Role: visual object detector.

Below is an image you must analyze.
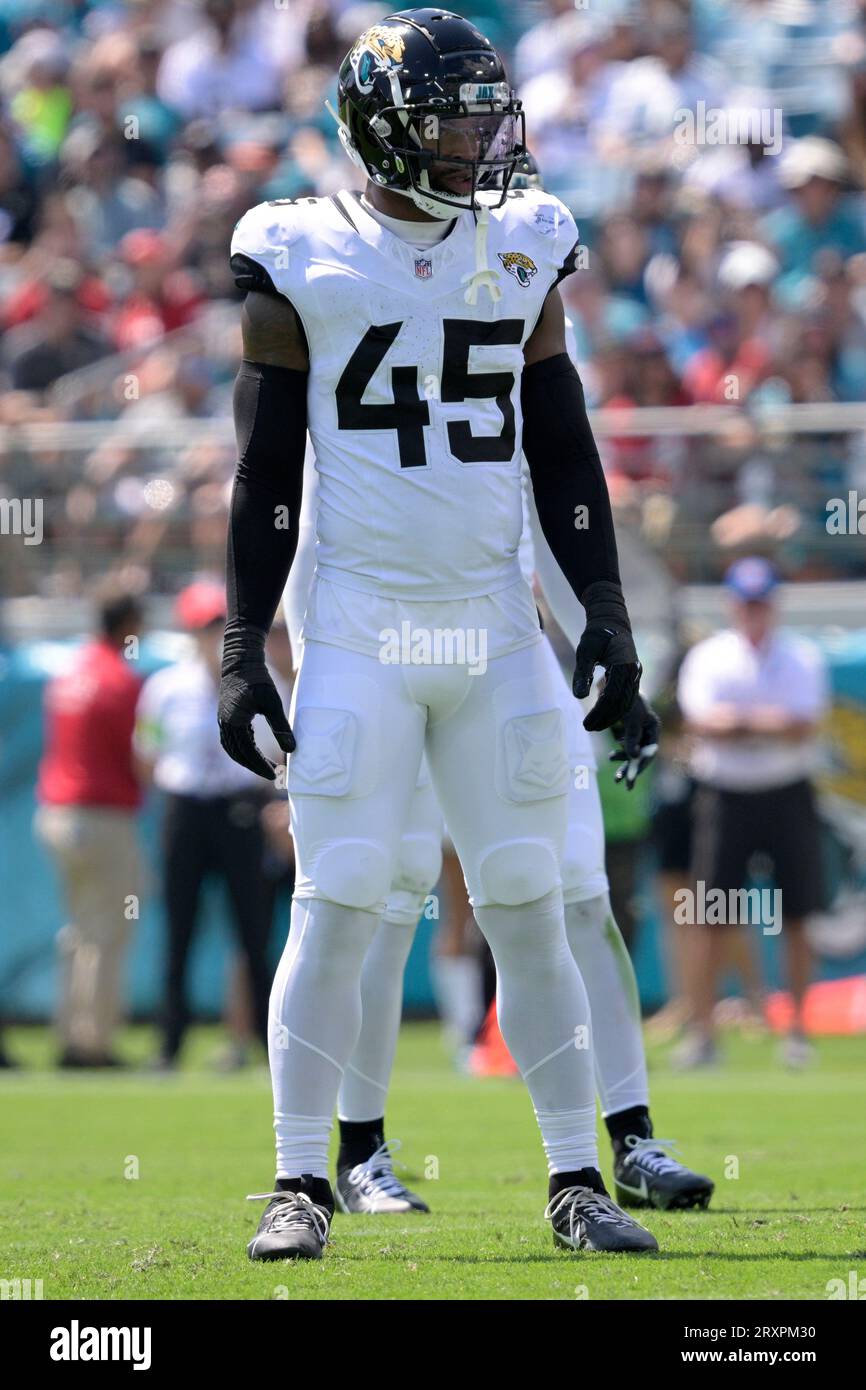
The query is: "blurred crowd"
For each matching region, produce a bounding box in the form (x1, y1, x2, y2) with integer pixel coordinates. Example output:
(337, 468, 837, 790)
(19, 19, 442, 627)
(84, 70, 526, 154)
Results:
(3, 0, 866, 598)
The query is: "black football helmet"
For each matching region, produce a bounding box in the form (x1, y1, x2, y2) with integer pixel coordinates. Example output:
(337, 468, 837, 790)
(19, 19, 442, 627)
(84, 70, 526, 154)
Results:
(335, 7, 525, 219)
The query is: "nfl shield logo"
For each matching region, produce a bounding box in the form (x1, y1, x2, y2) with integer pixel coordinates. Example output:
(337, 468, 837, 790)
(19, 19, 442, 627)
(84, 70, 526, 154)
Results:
(414, 256, 433, 280)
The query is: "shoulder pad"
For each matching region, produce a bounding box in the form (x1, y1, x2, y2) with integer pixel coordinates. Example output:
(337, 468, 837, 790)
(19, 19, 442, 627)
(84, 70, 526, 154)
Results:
(230, 199, 316, 296)
(507, 189, 580, 281)
(232, 198, 304, 252)
(230, 196, 336, 293)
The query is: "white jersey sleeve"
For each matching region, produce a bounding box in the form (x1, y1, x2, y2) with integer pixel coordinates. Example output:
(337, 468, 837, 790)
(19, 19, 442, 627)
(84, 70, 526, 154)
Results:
(230, 198, 308, 305)
(513, 187, 580, 290)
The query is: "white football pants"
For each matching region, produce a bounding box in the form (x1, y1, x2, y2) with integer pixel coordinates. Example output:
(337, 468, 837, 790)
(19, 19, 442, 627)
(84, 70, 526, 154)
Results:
(269, 633, 598, 1178)
(334, 635, 648, 1126)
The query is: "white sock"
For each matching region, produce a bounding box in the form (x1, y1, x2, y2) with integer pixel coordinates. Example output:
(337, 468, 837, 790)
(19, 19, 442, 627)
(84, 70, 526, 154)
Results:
(337, 914, 416, 1122)
(474, 891, 598, 1173)
(269, 898, 379, 1178)
(565, 894, 649, 1117)
(534, 1104, 598, 1176)
(431, 953, 483, 1047)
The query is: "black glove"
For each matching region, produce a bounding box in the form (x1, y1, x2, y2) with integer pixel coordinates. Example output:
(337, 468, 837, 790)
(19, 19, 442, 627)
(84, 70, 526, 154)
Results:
(573, 580, 641, 732)
(609, 692, 660, 790)
(218, 627, 295, 781)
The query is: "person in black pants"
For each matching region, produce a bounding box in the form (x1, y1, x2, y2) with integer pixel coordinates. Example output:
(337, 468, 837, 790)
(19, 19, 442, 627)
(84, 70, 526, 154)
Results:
(160, 786, 272, 1063)
(676, 559, 829, 1069)
(134, 581, 275, 1067)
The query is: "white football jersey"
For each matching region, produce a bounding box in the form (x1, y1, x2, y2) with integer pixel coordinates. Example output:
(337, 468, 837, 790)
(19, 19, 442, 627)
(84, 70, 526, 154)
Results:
(231, 187, 578, 601)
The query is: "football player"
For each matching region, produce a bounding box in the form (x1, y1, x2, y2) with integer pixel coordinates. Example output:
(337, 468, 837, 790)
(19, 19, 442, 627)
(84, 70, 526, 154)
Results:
(281, 154, 715, 1224)
(221, 7, 658, 1260)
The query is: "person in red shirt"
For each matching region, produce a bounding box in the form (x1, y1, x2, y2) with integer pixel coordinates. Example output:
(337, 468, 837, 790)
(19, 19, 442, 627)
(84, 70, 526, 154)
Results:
(112, 230, 203, 350)
(682, 312, 772, 405)
(603, 330, 692, 493)
(35, 584, 144, 1067)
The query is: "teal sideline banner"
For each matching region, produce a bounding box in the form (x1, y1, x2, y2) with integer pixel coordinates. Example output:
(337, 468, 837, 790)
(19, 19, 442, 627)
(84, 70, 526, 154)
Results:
(1, 630, 865, 1022)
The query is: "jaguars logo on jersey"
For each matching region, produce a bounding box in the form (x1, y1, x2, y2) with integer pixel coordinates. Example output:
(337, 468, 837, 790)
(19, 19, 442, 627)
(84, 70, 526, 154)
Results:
(498, 251, 538, 287)
(349, 26, 406, 94)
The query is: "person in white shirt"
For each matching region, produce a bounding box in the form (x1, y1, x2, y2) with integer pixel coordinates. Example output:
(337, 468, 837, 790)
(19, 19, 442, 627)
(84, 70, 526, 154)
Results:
(677, 557, 829, 1068)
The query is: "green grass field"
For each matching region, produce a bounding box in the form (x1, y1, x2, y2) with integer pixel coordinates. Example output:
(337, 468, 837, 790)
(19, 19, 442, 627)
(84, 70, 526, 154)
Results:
(2, 1024, 865, 1301)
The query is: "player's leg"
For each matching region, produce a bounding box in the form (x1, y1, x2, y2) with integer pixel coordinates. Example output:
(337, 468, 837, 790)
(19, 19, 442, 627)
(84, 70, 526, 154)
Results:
(647, 773, 696, 1039)
(425, 641, 657, 1253)
(334, 762, 442, 1214)
(431, 840, 484, 1064)
(541, 636, 714, 1208)
(249, 639, 425, 1261)
(543, 638, 652, 1125)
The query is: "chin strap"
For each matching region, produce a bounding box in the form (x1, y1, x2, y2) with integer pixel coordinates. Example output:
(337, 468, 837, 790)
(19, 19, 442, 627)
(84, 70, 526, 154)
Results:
(462, 204, 502, 305)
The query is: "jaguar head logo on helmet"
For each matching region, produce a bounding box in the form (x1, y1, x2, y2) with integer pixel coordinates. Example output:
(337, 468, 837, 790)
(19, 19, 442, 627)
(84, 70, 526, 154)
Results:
(348, 25, 407, 94)
(334, 7, 526, 220)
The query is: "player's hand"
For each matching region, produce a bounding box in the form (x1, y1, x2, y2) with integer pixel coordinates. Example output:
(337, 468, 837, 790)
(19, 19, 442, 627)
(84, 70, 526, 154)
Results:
(573, 581, 641, 732)
(609, 692, 660, 790)
(218, 661, 295, 780)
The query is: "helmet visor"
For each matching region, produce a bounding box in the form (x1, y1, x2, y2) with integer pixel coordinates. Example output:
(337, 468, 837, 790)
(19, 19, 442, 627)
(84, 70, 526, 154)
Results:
(417, 111, 521, 195)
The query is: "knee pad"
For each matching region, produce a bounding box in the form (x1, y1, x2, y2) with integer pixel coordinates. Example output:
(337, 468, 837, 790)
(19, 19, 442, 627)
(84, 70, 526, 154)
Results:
(392, 833, 442, 898)
(385, 887, 432, 927)
(386, 834, 443, 925)
(477, 839, 561, 908)
(310, 839, 391, 911)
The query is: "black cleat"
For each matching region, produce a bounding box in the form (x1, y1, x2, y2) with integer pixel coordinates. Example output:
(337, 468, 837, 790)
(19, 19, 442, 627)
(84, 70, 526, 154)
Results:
(246, 1190, 331, 1261)
(614, 1136, 714, 1211)
(545, 1185, 659, 1253)
(335, 1140, 430, 1214)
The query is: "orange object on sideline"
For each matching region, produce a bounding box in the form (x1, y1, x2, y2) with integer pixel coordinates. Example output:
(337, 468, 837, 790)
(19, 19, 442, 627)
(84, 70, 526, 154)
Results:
(468, 1000, 519, 1077)
(764, 975, 866, 1035)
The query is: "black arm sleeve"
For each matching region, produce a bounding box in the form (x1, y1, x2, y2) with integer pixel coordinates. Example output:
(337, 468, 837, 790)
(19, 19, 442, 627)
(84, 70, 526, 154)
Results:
(521, 351, 620, 600)
(223, 359, 307, 669)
